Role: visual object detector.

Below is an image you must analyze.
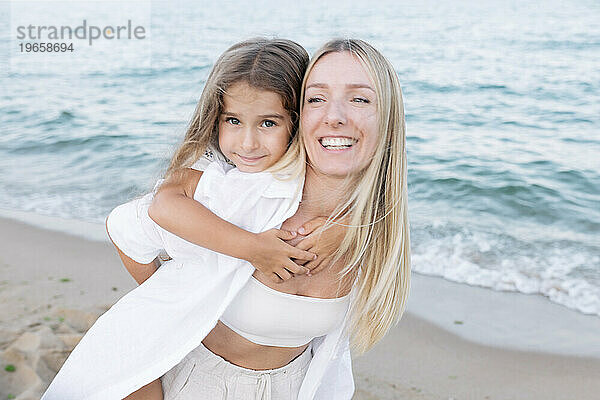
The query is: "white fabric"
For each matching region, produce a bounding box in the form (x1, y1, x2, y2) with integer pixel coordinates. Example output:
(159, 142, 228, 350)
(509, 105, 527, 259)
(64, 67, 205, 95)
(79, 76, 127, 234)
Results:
(256, 373, 271, 400)
(220, 275, 350, 347)
(102, 147, 225, 265)
(189, 145, 232, 172)
(42, 158, 355, 400)
(161, 340, 312, 399)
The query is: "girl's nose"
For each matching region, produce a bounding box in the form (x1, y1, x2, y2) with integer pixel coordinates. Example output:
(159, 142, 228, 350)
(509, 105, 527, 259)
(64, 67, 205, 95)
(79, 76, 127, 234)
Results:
(241, 129, 260, 152)
(323, 100, 347, 127)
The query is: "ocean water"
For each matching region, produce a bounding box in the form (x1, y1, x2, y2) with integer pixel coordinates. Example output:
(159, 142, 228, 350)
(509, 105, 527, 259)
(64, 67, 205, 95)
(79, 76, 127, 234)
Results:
(1, 1, 599, 316)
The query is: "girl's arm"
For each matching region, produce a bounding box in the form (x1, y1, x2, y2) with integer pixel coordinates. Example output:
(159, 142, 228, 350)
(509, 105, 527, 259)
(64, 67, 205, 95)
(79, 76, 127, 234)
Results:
(105, 193, 166, 284)
(113, 241, 158, 285)
(148, 168, 317, 283)
(105, 215, 159, 284)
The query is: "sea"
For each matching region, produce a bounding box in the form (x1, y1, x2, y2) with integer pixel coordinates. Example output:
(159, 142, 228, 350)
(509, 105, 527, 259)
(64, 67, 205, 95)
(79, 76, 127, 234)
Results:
(1, 0, 598, 316)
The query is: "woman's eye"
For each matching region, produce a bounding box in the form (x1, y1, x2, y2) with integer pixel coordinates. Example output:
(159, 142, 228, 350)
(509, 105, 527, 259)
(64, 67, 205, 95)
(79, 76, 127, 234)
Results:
(307, 97, 324, 103)
(261, 120, 277, 128)
(225, 117, 241, 125)
(352, 97, 370, 103)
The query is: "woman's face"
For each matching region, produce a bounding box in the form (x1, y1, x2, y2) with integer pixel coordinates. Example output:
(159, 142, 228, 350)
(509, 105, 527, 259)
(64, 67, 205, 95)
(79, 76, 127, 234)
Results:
(301, 51, 379, 178)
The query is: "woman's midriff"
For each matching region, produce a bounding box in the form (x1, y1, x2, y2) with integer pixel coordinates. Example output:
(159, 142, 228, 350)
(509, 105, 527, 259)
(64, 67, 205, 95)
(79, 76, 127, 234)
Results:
(200, 268, 353, 371)
(201, 320, 310, 370)
(199, 213, 355, 371)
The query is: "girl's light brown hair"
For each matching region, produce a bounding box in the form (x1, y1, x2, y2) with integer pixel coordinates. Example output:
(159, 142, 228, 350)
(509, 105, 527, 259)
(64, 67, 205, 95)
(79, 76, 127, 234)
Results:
(164, 38, 309, 180)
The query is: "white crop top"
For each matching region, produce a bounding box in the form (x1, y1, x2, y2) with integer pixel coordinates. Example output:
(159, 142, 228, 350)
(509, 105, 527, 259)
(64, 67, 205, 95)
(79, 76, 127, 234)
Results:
(220, 276, 351, 347)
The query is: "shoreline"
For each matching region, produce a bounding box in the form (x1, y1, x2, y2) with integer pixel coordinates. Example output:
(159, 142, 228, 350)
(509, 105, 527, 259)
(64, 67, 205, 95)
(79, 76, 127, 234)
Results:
(0, 213, 599, 399)
(2, 209, 598, 356)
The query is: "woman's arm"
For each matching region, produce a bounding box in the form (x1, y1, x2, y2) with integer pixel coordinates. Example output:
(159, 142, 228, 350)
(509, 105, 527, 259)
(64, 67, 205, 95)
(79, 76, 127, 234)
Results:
(148, 168, 316, 282)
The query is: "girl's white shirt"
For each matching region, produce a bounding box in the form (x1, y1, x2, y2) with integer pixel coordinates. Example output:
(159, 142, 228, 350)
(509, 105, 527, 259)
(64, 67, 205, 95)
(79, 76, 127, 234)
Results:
(41, 152, 356, 400)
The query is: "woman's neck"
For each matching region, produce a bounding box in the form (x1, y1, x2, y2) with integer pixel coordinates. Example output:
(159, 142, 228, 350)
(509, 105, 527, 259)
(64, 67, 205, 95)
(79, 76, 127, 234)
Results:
(299, 166, 349, 217)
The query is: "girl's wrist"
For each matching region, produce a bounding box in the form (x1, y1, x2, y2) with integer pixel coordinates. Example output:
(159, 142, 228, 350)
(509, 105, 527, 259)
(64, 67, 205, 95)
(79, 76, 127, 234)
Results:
(238, 231, 260, 263)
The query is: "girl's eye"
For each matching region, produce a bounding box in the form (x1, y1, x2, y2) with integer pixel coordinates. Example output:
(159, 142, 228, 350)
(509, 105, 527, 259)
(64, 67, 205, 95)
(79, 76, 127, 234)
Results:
(261, 120, 277, 128)
(352, 97, 370, 103)
(225, 117, 241, 125)
(307, 97, 324, 103)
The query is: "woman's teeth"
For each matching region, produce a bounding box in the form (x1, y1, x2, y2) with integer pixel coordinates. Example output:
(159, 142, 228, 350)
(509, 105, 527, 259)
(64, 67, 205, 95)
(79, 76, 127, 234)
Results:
(319, 137, 357, 150)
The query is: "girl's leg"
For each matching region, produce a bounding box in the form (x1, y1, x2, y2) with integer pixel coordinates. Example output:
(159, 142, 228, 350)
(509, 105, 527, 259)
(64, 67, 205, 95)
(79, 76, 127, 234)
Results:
(123, 379, 163, 400)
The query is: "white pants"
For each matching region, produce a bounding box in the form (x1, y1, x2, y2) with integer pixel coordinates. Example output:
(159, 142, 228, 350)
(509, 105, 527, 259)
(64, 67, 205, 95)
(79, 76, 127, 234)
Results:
(161, 341, 312, 400)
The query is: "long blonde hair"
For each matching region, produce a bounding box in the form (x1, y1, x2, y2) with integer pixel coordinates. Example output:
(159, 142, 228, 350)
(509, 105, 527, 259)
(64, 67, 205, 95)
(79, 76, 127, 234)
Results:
(300, 39, 411, 356)
(164, 38, 309, 180)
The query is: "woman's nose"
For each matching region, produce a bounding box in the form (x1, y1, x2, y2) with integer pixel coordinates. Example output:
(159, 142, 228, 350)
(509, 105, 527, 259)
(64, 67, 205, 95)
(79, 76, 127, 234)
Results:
(324, 100, 347, 127)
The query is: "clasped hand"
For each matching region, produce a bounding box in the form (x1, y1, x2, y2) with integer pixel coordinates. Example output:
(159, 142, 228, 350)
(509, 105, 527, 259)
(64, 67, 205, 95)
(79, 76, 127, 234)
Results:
(247, 217, 347, 284)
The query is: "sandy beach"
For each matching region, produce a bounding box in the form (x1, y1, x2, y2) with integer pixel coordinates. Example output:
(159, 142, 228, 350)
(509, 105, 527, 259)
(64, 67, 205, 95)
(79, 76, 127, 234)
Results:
(0, 213, 599, 400)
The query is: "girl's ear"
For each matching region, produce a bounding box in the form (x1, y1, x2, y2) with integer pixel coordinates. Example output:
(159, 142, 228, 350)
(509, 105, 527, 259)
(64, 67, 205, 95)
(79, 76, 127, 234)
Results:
(286, 114, 296, 145)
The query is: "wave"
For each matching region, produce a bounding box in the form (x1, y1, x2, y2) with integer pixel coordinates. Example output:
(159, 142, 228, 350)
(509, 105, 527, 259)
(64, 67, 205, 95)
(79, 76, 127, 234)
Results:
(94, 63, 212, 79)
(408, 163, 600, 233)
(35, 110, 77, 127)
(411, 222, 600, 316)
(10, 133, 133, 154)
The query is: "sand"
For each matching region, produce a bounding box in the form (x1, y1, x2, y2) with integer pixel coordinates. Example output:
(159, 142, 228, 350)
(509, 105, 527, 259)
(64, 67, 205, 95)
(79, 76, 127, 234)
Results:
(0, 213, 599, 399)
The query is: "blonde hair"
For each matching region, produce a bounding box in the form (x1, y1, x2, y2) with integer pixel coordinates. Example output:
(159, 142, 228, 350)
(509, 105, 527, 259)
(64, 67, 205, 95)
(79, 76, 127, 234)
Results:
(300, 39, 411, 356)
(164, 38, 309, 180)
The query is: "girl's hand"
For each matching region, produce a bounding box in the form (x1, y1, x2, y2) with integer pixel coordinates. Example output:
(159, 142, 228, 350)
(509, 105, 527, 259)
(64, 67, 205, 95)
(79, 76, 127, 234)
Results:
(294, 216, 348, 276)
(247, 229, 316, 284)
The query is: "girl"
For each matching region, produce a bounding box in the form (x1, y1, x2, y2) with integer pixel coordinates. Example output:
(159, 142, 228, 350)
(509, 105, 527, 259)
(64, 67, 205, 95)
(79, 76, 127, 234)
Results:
(42, 38, 347, 399)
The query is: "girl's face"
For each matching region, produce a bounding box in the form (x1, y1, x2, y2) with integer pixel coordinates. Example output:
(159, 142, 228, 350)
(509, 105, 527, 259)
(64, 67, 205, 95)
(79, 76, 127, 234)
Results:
(218, 81, 291, 173)
(301, 51, 379, 178)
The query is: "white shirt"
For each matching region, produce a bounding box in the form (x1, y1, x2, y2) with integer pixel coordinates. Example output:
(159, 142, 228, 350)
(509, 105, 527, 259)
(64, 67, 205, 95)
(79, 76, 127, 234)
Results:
(41, 154, 356, 400)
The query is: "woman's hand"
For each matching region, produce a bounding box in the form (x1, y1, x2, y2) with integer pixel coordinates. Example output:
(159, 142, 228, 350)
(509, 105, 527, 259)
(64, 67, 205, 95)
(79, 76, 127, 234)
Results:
(246, 229, 317, 284)
(294, 216, 348, 275)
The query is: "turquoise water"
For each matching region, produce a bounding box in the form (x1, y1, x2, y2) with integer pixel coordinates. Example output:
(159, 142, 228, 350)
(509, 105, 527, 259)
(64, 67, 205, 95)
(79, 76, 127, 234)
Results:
(1, 0, 599, 315)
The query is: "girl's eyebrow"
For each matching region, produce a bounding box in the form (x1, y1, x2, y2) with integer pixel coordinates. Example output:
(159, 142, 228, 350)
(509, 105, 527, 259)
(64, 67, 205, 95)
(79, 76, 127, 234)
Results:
(258, 114, 284, 119)
(222, 111, 284, 120)
(306, 82, 375, 92)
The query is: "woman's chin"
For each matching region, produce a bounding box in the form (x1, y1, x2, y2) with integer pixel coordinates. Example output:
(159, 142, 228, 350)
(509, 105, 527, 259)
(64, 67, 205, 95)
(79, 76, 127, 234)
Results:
(310, 163, 360, 180)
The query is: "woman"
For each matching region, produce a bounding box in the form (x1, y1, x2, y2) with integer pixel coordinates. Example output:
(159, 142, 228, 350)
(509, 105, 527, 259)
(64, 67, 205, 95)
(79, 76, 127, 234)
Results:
(152, 38, 411, 400)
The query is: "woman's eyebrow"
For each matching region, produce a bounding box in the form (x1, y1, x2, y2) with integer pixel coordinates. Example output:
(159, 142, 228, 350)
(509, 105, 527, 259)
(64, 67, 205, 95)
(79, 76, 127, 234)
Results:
(346, 83, 375, 92)
(306, 82, 375, 92)
(306, 82, 327, 89)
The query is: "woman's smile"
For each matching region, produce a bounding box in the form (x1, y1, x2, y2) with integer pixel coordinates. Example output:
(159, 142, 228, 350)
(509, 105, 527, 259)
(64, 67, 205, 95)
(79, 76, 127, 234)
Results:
(301, 51, 379, 178)
(318, 136, 359, 152)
